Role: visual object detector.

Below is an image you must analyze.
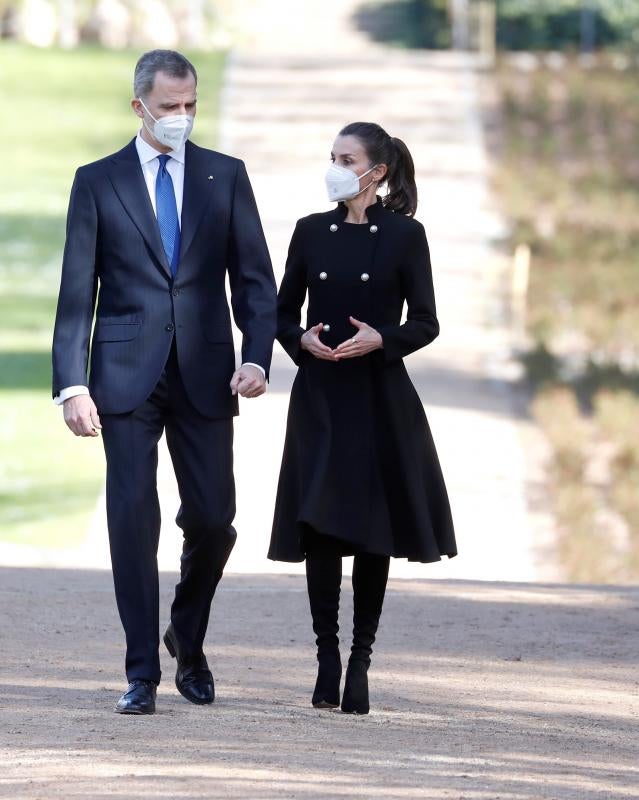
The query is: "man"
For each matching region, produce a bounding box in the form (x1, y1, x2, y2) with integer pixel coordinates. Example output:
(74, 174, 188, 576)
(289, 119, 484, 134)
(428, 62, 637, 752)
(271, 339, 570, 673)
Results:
(52, 50, 277, 714)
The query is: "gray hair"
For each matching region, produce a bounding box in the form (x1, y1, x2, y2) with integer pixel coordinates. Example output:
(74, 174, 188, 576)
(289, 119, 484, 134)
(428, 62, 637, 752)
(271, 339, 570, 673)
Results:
(133, 50, 197, 99)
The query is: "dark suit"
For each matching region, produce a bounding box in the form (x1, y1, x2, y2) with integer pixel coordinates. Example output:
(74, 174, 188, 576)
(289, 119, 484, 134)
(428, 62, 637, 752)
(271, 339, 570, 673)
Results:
(52, 138, 277, 682)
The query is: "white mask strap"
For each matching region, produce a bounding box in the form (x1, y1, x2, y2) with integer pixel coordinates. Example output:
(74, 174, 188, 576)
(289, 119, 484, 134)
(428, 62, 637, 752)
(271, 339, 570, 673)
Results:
(360, 164, 377, 180)
(353, 164, 378, 197)
(138, 97, 158, 123)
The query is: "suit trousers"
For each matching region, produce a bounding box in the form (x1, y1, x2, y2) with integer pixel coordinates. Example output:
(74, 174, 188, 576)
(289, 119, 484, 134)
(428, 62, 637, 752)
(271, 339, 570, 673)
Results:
(101, 339, 236, 683)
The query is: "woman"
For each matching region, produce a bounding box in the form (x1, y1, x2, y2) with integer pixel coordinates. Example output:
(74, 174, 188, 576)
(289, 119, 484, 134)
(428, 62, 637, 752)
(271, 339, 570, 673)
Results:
(268, 122, 456, 714)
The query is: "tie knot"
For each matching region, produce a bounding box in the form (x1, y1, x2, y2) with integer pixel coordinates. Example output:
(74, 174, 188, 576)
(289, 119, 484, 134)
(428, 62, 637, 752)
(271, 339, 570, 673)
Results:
(158, 154, 170, 170)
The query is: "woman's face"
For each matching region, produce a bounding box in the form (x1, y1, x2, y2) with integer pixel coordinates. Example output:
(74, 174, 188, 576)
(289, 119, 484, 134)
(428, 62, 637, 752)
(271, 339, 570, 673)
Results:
(331, 135, 387, 186)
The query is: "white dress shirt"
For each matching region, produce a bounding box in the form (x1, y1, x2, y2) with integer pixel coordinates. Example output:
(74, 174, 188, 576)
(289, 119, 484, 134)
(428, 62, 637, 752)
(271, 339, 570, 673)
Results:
(136, 132, 185, 222)
(55, 132, 263, 405)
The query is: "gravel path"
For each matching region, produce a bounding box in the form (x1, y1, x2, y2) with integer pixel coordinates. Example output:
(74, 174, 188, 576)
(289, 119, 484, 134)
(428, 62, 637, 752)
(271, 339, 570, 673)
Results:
(1, 567, 638, 799)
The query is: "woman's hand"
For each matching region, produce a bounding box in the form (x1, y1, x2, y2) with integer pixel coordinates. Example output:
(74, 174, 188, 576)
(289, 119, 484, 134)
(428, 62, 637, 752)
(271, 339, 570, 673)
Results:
(300, 323, 338, 361)
(334, 317, 383, 359)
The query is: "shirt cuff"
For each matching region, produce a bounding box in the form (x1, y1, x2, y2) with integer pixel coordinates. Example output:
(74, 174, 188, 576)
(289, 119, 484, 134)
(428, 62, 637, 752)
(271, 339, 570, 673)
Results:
(241, 362, 266, 379)
(54, 385, 89, 406)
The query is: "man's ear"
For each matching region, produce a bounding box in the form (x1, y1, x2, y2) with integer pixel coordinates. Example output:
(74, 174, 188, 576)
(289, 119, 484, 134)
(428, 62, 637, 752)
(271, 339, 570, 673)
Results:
(131, 98, 144, 119)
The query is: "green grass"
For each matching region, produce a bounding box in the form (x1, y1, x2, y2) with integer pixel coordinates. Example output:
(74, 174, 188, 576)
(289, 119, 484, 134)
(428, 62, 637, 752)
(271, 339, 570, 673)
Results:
(0, 43, 226, 548)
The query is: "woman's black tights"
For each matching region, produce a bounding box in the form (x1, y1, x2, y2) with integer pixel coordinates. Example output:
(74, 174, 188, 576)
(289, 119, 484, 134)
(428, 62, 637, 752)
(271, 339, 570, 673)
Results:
(305, 532, 390, 666)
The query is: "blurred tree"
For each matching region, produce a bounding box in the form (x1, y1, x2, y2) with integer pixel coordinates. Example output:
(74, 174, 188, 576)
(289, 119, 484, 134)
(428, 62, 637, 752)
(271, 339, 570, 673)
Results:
(580, 0, 596, 53)
(0, 0, 225, 47)
(57, 0, 78, 46)
(353, 0, 639, 52)
(352, 0, 451, 49)
(495, 0, 639, 50)
(450, 0, 470, 49)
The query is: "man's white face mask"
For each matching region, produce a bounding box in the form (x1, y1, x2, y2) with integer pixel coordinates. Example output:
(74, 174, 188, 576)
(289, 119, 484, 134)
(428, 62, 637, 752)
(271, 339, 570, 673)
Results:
(138, 97, 194, 151)
(324, 163, 378, 203)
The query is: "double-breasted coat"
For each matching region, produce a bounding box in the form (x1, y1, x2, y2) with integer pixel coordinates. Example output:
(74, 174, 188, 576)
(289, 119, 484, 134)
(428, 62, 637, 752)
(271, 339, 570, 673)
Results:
(268, 197, 457, 563)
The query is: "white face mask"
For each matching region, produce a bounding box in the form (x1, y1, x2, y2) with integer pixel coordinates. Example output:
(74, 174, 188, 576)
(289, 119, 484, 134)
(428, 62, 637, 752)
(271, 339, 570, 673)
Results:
(138, 97, 194, 151)
(325, 163, 378, 203)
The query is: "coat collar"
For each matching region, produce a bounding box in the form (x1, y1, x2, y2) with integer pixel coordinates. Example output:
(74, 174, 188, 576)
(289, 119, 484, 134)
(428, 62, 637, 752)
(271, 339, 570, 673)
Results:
(334, 195, 386, 223)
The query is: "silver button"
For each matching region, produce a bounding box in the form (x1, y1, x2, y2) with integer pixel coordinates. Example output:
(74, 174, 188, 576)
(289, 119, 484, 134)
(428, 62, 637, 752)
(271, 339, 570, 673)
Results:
(361, 273, 370, 282)
(323, 323, 331, 332)
(329, 224, 338, 232)
(369, 225, 378, 233)
(319, 271, 327, 280)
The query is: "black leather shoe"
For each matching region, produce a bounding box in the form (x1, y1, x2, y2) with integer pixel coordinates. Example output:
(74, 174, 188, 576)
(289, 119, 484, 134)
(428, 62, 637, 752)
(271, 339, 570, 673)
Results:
(164, 623, 215, 705)
(114, 679, 157, 715)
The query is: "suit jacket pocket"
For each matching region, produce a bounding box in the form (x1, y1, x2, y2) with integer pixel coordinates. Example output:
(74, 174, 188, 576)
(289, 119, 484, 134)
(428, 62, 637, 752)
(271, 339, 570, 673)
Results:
(203, 323, 233, 344)
(93, 320, 142, 342)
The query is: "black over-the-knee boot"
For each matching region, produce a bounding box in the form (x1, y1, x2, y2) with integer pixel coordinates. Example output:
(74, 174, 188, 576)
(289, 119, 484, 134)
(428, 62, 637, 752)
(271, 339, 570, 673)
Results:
(341, 552, 390, 715)
(305, 533, 343, 708)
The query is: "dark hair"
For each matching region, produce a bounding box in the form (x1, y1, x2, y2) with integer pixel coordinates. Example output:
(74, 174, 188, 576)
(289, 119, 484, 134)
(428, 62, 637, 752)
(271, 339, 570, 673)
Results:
(134, 50, 198, 99)
(338, 121, 417, 216)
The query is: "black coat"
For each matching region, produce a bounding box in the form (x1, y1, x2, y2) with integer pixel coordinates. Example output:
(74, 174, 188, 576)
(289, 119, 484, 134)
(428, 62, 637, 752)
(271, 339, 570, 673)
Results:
(52, 138, 277, 418)
(268, 198, 457, 563)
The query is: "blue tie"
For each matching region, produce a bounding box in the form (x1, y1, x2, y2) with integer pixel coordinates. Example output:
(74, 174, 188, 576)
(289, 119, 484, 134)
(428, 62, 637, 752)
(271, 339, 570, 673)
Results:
(155, 154, 181, 276)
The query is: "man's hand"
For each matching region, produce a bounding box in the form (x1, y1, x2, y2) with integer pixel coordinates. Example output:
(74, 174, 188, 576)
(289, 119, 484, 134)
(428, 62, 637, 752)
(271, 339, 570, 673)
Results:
(230, 364, 266, 398)
(63, 394, 102, 437)
(300, 323, 339, 361)
(334, 317, 383, 359)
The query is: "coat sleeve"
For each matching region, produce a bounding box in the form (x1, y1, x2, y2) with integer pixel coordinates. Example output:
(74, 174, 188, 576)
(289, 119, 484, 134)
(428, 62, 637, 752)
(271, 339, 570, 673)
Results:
(276, 220, 307, 365)
(376, 221, 439, 364)
(51, 168, 99, 398)
(227, 160, 278, 376)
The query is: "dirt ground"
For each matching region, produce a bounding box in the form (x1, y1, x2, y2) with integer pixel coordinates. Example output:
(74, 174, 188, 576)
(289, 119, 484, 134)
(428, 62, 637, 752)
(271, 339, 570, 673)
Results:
(1, 567, 638, 799)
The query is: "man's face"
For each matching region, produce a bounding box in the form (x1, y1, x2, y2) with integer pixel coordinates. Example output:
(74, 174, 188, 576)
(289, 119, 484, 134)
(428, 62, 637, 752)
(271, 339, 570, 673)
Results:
(132, 70, 197, 150)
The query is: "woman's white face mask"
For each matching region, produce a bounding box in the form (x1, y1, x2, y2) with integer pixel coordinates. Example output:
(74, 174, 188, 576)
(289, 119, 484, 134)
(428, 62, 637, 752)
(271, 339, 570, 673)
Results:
(138, 97, 194, 151)
(325, 163, 378, 203)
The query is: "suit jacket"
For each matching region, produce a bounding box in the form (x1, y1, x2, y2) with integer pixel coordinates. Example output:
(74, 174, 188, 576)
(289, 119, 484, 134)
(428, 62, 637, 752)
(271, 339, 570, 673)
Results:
(52, 138, 277, 418)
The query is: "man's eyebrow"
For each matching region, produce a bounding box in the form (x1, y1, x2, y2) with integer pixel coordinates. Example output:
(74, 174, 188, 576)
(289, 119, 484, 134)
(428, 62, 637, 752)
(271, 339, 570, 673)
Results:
(159, 98, 197, 106)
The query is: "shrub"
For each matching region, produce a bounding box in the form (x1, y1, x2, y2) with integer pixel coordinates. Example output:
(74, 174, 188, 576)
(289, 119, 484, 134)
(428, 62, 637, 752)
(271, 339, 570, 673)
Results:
(532, 386, 589, 482)
(594, 390, 639, 540)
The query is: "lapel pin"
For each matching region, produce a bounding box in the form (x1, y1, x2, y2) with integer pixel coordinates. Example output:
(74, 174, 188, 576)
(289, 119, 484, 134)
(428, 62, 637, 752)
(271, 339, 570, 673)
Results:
(207, 175, 214, 181)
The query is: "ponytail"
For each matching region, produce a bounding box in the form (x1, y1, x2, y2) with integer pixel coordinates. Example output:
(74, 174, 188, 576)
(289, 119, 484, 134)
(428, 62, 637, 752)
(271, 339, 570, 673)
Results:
(338, 122, 418, 217)
(385, 137, 417, 217)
